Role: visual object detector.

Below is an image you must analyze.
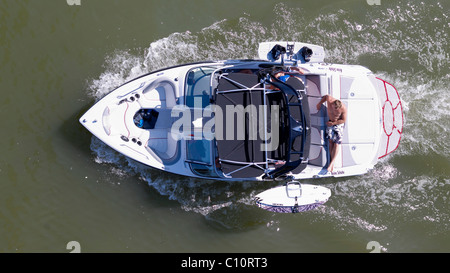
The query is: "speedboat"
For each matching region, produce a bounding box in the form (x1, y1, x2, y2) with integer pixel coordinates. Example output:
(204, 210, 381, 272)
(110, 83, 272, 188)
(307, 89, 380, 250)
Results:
(80, 41, 403, 212)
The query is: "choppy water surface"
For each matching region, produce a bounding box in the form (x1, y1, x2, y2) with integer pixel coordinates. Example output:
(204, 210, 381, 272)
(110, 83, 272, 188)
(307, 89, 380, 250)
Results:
(0, 0, 448, 252)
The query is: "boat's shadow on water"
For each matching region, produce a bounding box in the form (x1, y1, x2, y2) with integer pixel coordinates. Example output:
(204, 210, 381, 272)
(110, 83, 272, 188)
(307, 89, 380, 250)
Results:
(60, 103, 96, 159)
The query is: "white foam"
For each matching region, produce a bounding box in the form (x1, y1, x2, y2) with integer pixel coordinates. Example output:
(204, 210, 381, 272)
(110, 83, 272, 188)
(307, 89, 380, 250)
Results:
(88, 51, 148, 101)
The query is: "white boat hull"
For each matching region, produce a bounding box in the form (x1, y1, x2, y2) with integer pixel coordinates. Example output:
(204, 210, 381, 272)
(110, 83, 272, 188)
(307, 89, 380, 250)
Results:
(80, 60, 403, 181)
(80, 41, 403, 212)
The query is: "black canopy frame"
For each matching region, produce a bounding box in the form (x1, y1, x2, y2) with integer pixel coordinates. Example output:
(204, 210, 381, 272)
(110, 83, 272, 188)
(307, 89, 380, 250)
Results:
(263, 73, 311, 179)
(213, 69, 310, 179)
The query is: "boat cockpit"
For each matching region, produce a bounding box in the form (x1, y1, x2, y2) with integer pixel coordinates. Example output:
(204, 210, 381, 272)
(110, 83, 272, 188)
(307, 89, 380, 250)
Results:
(182, 64, 312, 180)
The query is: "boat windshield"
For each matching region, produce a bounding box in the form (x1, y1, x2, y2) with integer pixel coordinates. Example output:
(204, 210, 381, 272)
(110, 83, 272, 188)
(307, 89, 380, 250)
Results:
(186, 139, 211, 164)
(186, 139, 221, 178)
(185, 67, 216, 108)
(185, 66, 222, 178)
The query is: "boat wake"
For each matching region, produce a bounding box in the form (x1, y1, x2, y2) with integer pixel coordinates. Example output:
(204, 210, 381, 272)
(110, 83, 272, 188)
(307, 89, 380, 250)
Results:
(85, 2, 449, 233)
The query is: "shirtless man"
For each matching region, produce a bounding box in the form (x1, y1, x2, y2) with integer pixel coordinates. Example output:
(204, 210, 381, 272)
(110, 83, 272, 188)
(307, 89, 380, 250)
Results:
(316, 95, 347, 172)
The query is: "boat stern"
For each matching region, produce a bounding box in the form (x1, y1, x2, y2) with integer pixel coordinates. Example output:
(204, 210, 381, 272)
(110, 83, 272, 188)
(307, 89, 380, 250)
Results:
(370, 76, 404, 159)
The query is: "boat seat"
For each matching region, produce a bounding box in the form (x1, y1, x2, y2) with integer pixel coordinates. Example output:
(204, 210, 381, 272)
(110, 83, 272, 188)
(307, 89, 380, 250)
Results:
(140, 78, 177, 109)
(137, 78, 179, 160)
(308, 113, 328, 168)
(305, 75, 328, 98)
(146, 129, 178, 160)
(307, 96, 327, 146)
(154, 109, 175, 129)
(309, 144, 328, 167)
(305, 75, 329, 167)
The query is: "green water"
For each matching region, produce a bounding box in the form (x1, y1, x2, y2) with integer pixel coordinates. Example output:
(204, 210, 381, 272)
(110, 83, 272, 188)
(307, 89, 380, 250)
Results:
(0, 0, 449, 253)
